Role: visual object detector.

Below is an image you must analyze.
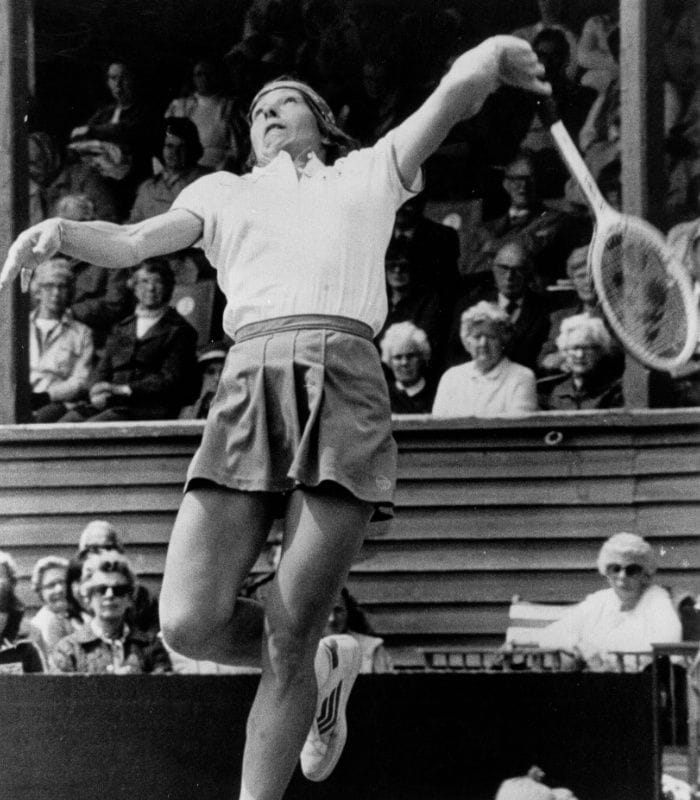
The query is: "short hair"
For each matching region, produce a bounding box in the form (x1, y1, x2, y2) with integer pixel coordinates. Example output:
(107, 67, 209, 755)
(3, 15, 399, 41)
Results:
(460, 301, 513, 345)
(34, 257, 75, 287)
(163, 117, 204, 166)
(493, 240, 534, 273)
(597, 532, 656, 577)
(78, 520, 124, 559)
(54, 193, 95, 221)
(533, 26, 571, 61)
(379, 321, 431, 365)
(556, 313, 614, 356)
(0, 578, 24, 640)
(0, 551, 18, 586)
(81, 551, 136, 595)
(131, 257, 175, 303)
(31, 556, 69, 596)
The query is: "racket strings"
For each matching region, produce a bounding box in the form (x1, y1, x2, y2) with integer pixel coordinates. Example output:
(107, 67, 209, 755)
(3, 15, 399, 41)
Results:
(598, 231, 690, 361)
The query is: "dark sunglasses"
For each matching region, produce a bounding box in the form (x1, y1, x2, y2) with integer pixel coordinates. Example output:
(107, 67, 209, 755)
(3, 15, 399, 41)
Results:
(89, 584, 131, 598)
(606, 564, 644, 577)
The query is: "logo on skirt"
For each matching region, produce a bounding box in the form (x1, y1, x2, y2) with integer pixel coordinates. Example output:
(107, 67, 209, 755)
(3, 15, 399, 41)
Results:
(375, 475, 392, 493)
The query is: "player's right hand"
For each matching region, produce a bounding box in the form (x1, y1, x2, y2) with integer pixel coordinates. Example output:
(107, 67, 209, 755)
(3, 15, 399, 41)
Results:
(0, 218, 63, 295)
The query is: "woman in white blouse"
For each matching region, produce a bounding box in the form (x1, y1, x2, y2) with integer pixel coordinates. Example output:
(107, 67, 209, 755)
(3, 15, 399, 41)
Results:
(432, 300, 538, 417)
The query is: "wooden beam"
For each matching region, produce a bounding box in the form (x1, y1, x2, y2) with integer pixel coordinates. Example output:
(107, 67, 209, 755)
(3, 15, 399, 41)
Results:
(619, 0, 665, 407)
(0, 0, 31, 424)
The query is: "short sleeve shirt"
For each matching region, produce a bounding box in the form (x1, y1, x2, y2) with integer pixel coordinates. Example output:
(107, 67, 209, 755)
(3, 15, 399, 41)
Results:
(171, 131, 421, 336)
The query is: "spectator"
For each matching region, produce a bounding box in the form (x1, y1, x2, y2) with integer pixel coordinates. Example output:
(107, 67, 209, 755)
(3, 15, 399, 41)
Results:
(52, 552, 170, 674)
(29, 258, 94, 422)
(0, 578, 45, 673)
(0, 551, 18, 587)
(538, 314, 623, 410)
(29, 556, 83, 663)
(60, 258, 200, 421)
(165, 60, 248, 172)
(68, 61, 153, 215)
(53, 194, 132, 347)
(28, 132, 63, 225)
(129, 118, 210, 223)
(179, 340, 229, 420)
(511, 0, 578, 80)
(576, 7, 619, 94)
(446, 240, 550, 373)
(378, 237, 445, 365)
(495, 766, 577, 800)
(76, 519, 159, 636)
(538, 532, 681, 671)
(433, 301, 538, 417)
(325, 587, 392, 674)
(379, 322, 435, 414)
(463, 151, 584, 284)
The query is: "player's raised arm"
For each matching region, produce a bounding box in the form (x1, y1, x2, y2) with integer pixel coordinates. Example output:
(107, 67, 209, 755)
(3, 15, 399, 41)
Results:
(393, 35, 551, 188)
(0, 207, 203, 294)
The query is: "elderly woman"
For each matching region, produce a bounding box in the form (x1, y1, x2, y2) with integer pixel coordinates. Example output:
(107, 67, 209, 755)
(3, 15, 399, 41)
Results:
(29, 556, 83, 662)
(540, 313, 623, 410)
(380, 321, 434, 414)
(432, 301, 538, 417)
(325, 587, 392, 674)
(0, 578, 44, 673)
(539, 532, 681, 671)
(52, 552, 170, 674)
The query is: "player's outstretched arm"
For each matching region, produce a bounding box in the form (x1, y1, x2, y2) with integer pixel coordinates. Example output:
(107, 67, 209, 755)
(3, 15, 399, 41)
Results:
(393, 35, 551, 188)
(0, 207, 203, 294)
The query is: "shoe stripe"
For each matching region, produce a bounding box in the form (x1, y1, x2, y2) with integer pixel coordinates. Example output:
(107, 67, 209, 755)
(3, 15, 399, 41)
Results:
(317, 680, 342, 735)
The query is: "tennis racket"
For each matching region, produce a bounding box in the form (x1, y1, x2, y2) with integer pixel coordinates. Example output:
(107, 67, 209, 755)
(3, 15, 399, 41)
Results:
(537, 97, 698, 372)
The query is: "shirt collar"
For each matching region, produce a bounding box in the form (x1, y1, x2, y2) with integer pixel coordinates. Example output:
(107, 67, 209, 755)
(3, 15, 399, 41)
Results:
(395, 377, 426, 397)
(250, 150, 326, 181)
(469, 358, 509, 381)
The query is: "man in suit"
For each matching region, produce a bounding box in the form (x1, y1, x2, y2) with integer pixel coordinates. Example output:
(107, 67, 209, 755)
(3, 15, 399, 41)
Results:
(444, 240, 550, 373)
(60, 258, 200, 421)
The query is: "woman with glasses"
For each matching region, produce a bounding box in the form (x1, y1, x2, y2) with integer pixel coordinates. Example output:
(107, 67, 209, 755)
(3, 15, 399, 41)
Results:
(539, 532, 681, 671)
(539, 312, 623, 410)
(379, 321, 435, 414)
(51, 552, 170, 674)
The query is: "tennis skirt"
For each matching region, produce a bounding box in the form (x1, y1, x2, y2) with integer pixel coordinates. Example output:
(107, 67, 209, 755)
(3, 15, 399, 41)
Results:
(185, 314, 397, 517)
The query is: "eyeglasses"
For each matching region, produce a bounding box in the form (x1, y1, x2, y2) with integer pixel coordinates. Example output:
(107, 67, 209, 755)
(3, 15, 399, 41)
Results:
(391, 352, 420, 362)
(39, 282, 70, 291)
(565, 344, 601, 353)
(606, 564, 644, 577)
(505, 174, 533, 183)
(88, 584, 131, 598)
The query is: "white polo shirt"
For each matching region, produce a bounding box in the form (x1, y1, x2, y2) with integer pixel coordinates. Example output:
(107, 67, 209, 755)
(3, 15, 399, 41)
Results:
(172, 131, 421, 337)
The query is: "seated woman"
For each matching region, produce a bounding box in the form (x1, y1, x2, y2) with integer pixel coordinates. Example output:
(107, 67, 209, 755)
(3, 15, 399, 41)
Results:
(325, 588, 392, 674)
(0, 578, 45, 673)
(379, 321, 435, 414)
(539, 313, 623, 410)
(538, 532, 682, 671)
(52, 552, 170, 674)
(29, 556, 84, 663)
(432, 301, 538, 417)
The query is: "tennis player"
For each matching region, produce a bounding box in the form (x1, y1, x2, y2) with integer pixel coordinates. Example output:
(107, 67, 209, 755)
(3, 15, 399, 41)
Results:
(1, 36, 549, 800)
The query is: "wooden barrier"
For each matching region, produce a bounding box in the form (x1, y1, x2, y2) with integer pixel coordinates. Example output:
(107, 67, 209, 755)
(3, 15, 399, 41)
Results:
(1, 409, 698, 651)
(0, 671, 657, 800)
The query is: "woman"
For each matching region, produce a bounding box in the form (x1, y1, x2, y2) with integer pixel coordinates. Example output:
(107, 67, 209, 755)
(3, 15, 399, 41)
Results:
(432, 301, 538, 417)
(539, 532, 681, 671)
(29, 556, 83, 662)
(52, 552, 170, 674)
(325, 587, 392, 674)
(0, 37, 549, 800)
(380, 321, 434, 414)
(0, 578, 44, 673)
(540, 313, 623, 410)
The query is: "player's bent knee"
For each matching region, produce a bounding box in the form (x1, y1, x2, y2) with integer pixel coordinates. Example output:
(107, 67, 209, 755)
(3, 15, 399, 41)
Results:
(160, 609, 218, 659)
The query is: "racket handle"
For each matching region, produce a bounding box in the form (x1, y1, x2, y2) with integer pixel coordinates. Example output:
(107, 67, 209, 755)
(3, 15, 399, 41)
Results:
(536, 97, 560, 128)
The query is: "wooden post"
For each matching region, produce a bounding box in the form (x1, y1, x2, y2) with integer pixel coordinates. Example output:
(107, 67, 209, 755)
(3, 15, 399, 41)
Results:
(619, 0, 665, 407)
(0, 0, 31, 423)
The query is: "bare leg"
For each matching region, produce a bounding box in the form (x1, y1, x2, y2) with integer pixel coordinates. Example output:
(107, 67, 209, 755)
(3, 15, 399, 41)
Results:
(159, 485, 277, 666)
(240, 484, 372, 800)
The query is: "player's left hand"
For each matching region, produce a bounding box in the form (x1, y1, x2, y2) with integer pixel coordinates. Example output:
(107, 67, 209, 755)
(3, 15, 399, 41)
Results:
(493, 35, 551, 95)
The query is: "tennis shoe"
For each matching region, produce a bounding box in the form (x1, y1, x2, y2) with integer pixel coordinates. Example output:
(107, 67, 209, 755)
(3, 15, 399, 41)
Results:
(300, 634, 362, 782)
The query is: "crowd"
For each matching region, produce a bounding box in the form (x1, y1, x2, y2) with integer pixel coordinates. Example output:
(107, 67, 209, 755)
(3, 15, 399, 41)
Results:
(0, 520, 391, 676)
(22, 0, 700, 423)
